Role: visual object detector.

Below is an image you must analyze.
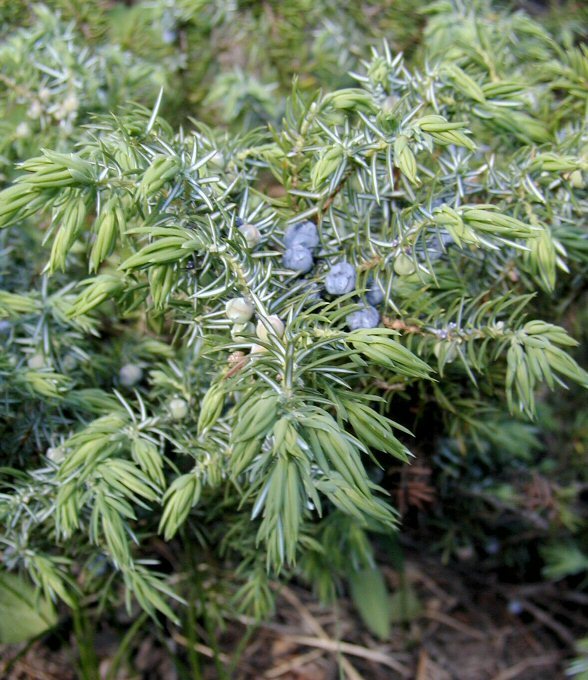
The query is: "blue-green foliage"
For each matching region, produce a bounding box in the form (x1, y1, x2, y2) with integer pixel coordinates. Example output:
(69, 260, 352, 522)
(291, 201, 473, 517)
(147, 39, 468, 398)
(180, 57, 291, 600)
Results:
(0, 0, 586, 632)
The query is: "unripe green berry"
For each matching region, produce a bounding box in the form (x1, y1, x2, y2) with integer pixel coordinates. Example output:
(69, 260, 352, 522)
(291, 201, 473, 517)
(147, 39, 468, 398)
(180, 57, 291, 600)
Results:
(434, 341, 458, 363)
(27, 353, 45, 369)
(46, 446, 65, 463)
(239, 223, 261, 248)
(15, 122, 30, 138)
(570, 170, 585, 189)
(256, 315, 285, 342)
(169, 398, 189, 420)
(225, 297, 254, 323)
(27, 100, 42, 119)
(231, 321, 255, 341)
(119, 363, 143, 387)
(394, 253, 416, 276)
(250, 343, 268, 354)
(211, 150, 225, 168)
(62, 94, 79, 114)
(62, 353, 77, 372)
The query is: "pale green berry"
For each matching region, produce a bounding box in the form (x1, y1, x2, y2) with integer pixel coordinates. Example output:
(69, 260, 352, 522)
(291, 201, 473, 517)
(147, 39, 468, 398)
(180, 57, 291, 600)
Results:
(250, 343, 268, 354)
(394, 253, 416, 276)
(47, 446, 65, 463)
(225, 297, 254, 323)
(231, 321, 255, 341)
(570, 170, 585, 189)
(256, 315, 285, 342)
(211, 150, 225, 168)
(434, 341, 458, 363)
(27, 100, 42, 119)
(239, 223, 261, 248)
(15, 122, 30, 138)
(61, 94, 79, 115)
(62, 353, 78, 372)
(119, 363, 143, 387)
(456, 545, 474, 561)
(169, 398, 189, 420)
(27, 353, 45, 369)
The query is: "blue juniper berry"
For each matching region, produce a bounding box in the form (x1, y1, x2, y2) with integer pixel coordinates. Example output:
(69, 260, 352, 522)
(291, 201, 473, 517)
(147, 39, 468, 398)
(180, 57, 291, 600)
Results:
(300, 280, 322, 303)
(419, 231, 454, 262)
(365, 279, 385, 305)
(346, 304, 380, 330)
(284, 220, 319, 250)
(325, 261, 356, 295)
(283, 245, 314, 273)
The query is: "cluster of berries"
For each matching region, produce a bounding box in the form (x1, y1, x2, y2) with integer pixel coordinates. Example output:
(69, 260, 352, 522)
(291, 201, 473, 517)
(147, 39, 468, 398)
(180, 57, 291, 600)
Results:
(225, 297, 284, 353)
(118, 363, 188, 419)
(282, 221, 319, 273)
(281, 221, 385, 330)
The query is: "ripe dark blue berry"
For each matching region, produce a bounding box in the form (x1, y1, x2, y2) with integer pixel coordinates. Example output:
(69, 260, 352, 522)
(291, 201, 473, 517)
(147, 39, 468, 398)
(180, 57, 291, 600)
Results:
(283, 245, 314, 273)
(301, 280, 322, 303)
(346, 304, 380, 330)
(325, 261, 356, 295)
(284, 220, 319, 250)
(366, 280, 385, 305)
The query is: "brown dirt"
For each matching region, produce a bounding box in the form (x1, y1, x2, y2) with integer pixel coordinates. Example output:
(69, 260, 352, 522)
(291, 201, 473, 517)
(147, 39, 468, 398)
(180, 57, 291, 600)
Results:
(1, 548, 578, 680)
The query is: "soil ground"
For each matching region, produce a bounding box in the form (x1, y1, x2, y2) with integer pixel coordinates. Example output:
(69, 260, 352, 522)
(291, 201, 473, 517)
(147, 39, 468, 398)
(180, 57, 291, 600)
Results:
(1, 546, 580, 680)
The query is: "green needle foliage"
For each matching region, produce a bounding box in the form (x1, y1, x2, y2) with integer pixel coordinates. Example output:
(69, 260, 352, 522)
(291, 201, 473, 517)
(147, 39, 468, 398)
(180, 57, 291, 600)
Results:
(0, 5, 167, 181)
(0, 0, 586, 631)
